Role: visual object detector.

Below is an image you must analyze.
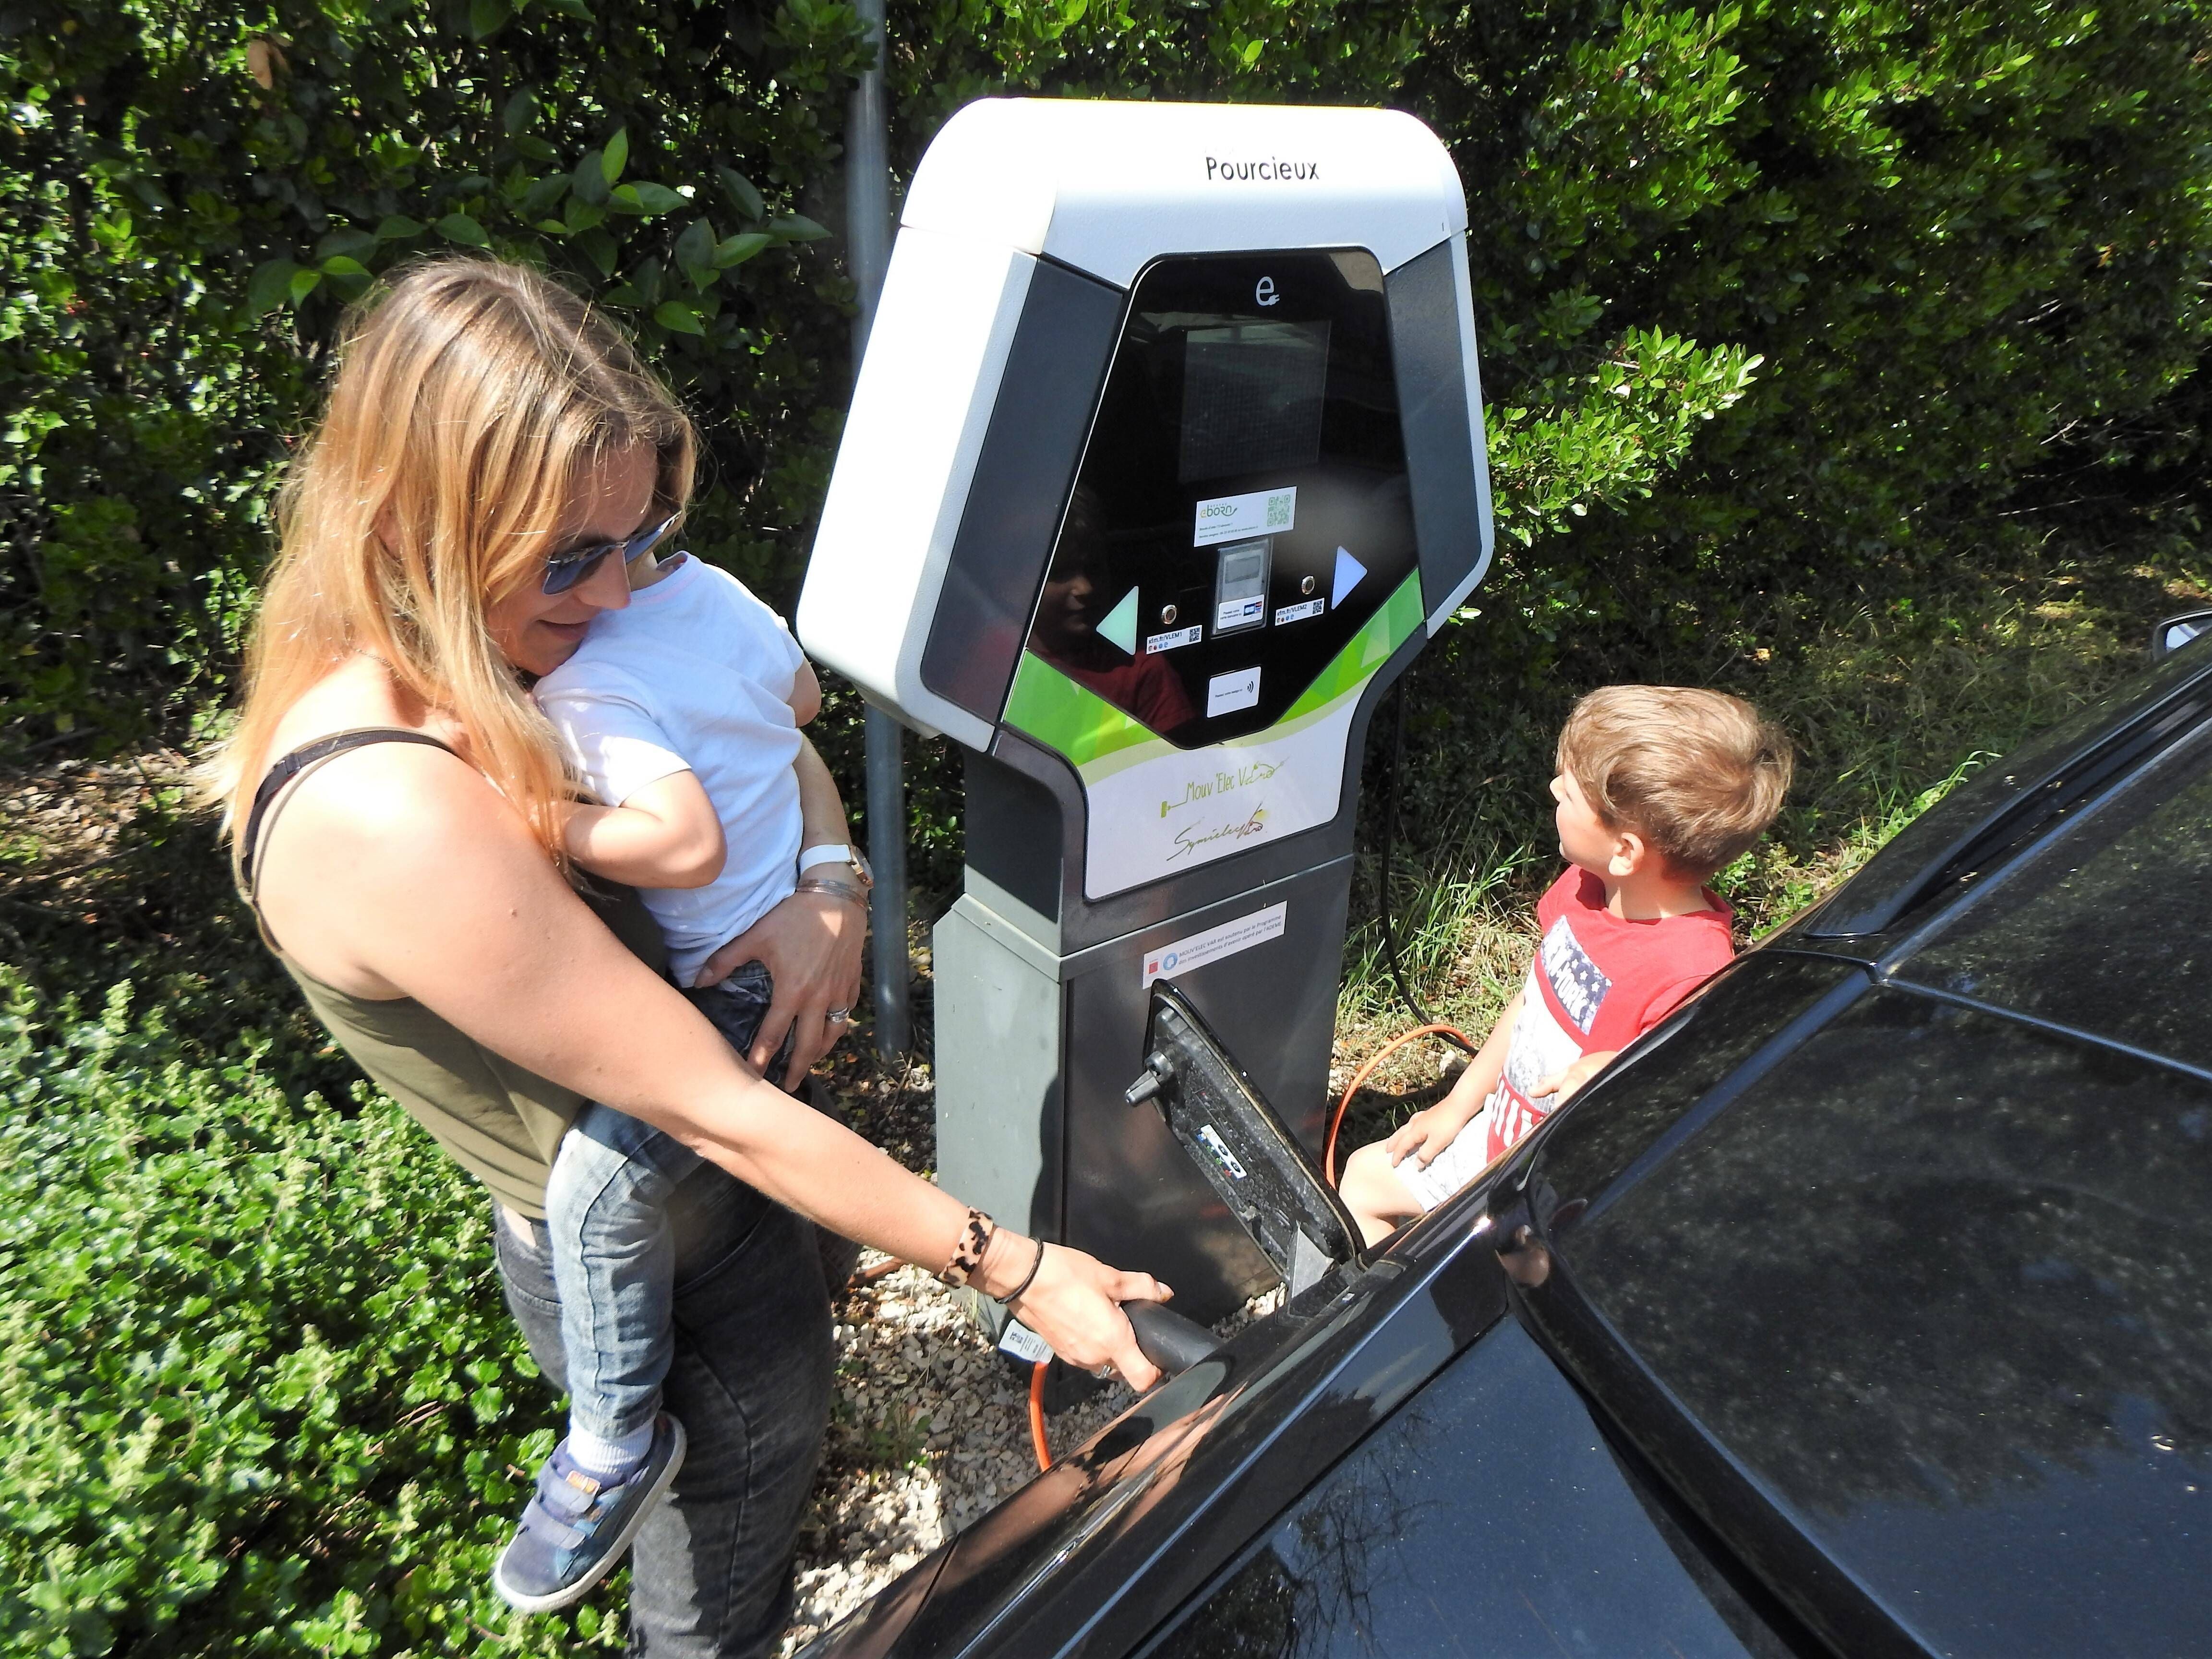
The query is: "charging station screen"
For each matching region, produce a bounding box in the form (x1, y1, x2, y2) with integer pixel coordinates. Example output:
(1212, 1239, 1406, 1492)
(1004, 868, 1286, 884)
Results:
(1178, 321, 1331, 482)
(1025, 249, 1414, 747)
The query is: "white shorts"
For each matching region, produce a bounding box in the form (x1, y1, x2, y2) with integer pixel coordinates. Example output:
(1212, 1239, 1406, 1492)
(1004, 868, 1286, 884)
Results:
(1393, 1102, 1503, 1213)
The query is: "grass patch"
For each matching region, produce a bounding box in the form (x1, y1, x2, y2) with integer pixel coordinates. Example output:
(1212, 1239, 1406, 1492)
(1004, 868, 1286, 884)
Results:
(1329, 529, 2210, 1145)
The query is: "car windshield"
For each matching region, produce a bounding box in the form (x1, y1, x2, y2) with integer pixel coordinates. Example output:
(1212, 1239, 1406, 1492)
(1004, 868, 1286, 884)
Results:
(1525, 964, 2212, 1654)
(1893, 715, 2212, 1072)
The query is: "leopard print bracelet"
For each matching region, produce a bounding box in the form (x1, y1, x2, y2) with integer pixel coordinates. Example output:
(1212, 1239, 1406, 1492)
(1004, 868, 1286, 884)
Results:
(938, 1207, 996, 1289)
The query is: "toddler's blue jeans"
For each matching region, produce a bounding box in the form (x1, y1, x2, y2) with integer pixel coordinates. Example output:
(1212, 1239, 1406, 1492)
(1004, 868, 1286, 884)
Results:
(497, 1160, 832, 1656)
(541, 962, 787, 1444)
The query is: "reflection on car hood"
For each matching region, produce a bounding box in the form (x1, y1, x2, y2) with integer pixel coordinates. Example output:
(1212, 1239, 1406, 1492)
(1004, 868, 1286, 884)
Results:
(807, 1214, 1509, 1658)
(1523, 950, 2212, 1658)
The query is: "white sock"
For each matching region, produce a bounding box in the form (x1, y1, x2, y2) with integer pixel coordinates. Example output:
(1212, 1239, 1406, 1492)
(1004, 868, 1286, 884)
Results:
(568, 1418, 656, 1479)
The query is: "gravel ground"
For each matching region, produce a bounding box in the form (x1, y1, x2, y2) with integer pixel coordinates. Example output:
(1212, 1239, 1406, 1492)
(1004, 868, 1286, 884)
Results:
(781, 1247, 1289, 1654)
(777, 1257, 1142, 1653)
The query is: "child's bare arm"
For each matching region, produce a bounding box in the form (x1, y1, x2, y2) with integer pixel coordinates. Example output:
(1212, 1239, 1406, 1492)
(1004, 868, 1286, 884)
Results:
(788, 661, 823, 726)
(1387, 990, 1521, 1168)
(562, 770, 726, 889)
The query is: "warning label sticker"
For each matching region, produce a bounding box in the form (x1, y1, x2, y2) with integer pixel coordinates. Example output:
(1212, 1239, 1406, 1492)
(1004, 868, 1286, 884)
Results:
(1142, 901, 1287, 986)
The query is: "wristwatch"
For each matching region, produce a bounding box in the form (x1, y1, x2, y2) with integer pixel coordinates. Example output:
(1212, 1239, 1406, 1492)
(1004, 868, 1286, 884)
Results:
(798, 842, 874, 892)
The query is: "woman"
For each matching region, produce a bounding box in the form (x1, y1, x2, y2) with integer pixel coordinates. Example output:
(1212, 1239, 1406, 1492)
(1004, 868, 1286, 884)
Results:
(207, 257, 1168, 1655)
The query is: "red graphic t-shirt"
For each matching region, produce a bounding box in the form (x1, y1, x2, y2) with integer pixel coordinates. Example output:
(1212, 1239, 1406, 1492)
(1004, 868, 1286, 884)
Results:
(1480, 868, 1736, 1162)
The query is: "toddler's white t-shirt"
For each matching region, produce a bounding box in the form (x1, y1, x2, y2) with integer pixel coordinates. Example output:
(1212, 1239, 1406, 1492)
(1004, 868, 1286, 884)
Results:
(535, 555, 805, 986)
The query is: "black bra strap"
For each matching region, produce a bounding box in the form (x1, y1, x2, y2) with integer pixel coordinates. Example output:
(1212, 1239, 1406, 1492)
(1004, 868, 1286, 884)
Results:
(240, 729, 458, 893)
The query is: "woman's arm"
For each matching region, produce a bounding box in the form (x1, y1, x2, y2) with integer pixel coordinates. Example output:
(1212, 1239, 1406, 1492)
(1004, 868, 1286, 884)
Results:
(257, 743, 1169, 1384)
(793, 734, 849, 854)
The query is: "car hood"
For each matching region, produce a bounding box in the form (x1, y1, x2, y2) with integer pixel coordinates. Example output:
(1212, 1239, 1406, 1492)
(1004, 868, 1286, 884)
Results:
(1518, 949, 2212, 1657)
(805, 1214, 1510, 1658)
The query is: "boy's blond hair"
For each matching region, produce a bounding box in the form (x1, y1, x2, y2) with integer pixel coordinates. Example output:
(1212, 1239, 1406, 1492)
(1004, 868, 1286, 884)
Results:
(1557, 686, 1792, 879)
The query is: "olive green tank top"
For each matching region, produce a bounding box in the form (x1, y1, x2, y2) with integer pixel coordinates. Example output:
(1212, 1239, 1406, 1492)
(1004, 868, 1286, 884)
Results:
(241, 729, 667, 1218)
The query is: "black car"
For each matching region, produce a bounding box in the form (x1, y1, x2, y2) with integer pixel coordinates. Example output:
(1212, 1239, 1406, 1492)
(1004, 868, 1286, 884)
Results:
(810, 624, 2212, 1659)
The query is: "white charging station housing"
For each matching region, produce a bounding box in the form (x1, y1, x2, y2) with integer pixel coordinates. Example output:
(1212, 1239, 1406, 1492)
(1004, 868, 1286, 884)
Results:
(799, 97, 1491, 755)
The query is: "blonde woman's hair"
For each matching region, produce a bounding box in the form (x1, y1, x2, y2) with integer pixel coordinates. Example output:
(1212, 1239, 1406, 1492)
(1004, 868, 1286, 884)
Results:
(205, 257, 695, 866)
(1556, 685, 1793, 878)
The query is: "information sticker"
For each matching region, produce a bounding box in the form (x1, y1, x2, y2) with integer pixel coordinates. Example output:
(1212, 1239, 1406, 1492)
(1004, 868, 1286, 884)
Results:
(1147, 625, 1203, 655)
(1274, 598, 1325, 625)
(1193, 486, 1297, 547)
(1206, 667, 1262, 719)
(1142, 901, 1288, 986)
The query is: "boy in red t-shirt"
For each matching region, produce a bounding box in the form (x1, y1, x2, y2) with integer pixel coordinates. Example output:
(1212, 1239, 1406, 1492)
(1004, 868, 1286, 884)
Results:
(1341, 685, 1792, 1245)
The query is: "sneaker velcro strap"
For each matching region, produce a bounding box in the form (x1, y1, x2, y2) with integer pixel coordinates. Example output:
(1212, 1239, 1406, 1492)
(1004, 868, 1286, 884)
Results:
(534, 1461, 604, 1523)
(519, 1499, 590, 1552)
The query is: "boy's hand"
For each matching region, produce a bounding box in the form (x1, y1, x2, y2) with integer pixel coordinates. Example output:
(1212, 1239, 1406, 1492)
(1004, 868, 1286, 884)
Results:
(1531, 1050, 1618, 1106)
(1384, 1046, 1496, 1168)
(1386, 1101, 1469, 1169)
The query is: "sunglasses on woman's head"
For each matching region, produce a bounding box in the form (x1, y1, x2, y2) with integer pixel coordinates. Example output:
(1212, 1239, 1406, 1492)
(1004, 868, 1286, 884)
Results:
(540, 513, 680, 596)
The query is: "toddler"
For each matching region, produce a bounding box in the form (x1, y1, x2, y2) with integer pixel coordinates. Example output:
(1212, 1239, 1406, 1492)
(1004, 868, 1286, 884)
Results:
(1341, 685, 1791, 1245)
(492, 532, 867, 1611)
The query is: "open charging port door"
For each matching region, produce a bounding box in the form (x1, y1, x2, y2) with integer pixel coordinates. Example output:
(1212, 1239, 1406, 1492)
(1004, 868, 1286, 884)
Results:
(1127, 982, 1363, 1298)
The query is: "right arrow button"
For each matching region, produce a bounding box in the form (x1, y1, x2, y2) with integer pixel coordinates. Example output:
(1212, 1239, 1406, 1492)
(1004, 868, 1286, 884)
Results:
(1331, 546, 1367, 609)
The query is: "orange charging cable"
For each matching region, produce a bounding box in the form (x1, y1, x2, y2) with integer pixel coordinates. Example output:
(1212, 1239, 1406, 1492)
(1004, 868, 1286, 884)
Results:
(1029, 1359, 1053, 1471)
(1322, 1023, 1473, 1187)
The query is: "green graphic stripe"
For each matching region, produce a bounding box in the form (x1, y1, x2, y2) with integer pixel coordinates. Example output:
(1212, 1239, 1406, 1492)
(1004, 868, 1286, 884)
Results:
(1282, 573, 1423, 722)
(1002, 571, 1426, 770)
(1002, 652, 1163, 769)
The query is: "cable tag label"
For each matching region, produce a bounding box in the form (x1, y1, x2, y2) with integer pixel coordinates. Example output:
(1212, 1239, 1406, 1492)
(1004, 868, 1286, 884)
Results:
(997, 1319, 1053, 1364)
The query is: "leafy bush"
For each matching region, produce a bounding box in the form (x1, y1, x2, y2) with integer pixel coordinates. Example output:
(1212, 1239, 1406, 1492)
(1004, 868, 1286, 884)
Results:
(1411, 0, 2212, 658)
(2, 0, 868, 753)
(0, 972, 613, 1656)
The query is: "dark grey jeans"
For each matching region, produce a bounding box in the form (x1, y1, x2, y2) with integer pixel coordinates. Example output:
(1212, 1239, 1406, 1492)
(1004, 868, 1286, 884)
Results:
(496, 1161, 834, 1657)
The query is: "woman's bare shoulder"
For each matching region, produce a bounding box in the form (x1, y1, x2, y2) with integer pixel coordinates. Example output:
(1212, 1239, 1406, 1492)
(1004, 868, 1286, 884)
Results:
(252, 661, 531, 995)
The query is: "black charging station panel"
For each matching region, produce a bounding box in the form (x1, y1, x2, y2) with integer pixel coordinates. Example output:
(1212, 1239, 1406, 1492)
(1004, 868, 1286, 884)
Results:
(1133, 981, 1361, 1296)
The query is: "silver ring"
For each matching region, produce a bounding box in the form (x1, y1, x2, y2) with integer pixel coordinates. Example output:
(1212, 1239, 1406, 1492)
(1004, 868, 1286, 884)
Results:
(826, 1007, 851, 1025)
(1091, 1364, 1116, 1380)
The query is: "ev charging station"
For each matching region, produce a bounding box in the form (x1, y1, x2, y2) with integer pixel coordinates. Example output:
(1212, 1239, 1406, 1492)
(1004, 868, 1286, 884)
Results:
(799, 98, 1493, 1327)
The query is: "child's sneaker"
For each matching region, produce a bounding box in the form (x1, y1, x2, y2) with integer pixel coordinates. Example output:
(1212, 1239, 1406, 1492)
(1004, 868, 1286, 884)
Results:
(493, 1415, 686, 1612)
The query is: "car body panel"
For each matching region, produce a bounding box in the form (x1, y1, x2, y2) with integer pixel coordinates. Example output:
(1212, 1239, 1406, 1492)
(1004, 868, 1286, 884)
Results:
(1139, 1317, 1806, 1658)
(810, 1214, 1509, 1656)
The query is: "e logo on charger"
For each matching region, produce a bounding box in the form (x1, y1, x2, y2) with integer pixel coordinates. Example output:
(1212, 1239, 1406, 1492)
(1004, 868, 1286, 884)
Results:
(1255, 276, 1278, 307)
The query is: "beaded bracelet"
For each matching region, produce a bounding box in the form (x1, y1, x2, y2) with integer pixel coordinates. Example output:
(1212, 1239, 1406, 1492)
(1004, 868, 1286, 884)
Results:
(991, 1235, 1046, 1307)
(938, 1207, 995, 1289)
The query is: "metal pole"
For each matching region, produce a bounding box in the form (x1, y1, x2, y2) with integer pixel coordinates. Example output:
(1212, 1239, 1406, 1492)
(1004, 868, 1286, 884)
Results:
(848, 0, 910, 1055)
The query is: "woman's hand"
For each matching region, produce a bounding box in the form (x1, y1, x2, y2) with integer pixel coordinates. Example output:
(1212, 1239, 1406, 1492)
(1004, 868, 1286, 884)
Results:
(984, 1234, 1174, 1393)
(692, 886, 866, 1078)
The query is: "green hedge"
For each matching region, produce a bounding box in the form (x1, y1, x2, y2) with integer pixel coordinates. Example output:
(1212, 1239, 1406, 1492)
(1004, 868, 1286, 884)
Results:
(8, 0, 2208, 843)
(0, 972, 615, 1657)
